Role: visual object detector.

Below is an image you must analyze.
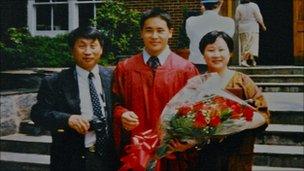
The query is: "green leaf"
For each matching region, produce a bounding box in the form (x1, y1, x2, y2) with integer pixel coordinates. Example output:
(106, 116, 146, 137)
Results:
(220, 109, 231, 121)
(156, 145, 170, 158)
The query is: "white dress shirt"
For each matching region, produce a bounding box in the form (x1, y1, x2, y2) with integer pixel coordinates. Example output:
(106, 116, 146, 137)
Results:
(76, 65, 106, 147)
(143, 45, 171, 65)
(186, 10, 235, 64)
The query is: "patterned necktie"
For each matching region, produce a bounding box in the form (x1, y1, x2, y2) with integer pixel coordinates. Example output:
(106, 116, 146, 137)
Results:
(88, 72, 108, 158)
(147, 56, 160, 71)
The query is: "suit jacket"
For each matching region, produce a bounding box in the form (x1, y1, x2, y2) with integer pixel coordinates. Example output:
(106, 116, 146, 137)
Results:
(31, 65, 118, 171)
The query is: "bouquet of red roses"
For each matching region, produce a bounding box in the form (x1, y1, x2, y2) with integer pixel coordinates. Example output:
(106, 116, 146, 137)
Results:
(120, 73, 266, 170)
(153, 73, 265, 160)
(155, 93, 254, 158)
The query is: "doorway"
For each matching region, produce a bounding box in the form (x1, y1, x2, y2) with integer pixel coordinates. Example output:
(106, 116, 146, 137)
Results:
(252, 0, 293, 65)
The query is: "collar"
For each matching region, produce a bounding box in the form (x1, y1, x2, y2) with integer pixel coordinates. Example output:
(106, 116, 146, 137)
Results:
(76, 65, 99, 79)
(219, 69, 235, 89)
(143, 45, 171, 65)
(203, 10, 219, 16)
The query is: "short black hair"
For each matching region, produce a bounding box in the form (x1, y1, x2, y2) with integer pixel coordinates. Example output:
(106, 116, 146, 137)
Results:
(199, 31, 234, 54)
(240, 0, 250, 4)
(68, 26, 104, 49)
(140, 7, 172, 30)
(202, 2, 220, 10)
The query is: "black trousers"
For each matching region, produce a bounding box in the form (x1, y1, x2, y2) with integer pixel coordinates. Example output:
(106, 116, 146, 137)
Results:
(84, 149, 116, 171)
(50, 147, 118, 171)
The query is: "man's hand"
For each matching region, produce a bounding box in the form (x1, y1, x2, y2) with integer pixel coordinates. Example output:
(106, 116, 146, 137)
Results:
(121, 111, 139, 131)
(68, 115, 90, 134)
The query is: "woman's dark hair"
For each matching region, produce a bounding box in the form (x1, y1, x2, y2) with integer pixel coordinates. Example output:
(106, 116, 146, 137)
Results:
(68, 26, 104, 49)
(199, 31, 234, 54)
(140, 7, 172, 30)
(240, 0, 250, 4)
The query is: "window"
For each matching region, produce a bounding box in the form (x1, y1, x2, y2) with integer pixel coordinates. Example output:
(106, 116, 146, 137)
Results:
(34, 0, 68, 31)
(77, 0, 102, 27)
(28, 0, 102, 36)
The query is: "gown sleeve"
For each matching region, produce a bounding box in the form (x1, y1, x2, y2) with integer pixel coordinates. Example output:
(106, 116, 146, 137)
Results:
(112, 62, 129, 151)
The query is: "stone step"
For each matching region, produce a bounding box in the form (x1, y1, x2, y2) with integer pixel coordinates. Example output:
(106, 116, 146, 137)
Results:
(256, 82, 304, 92)
(265, 92, 304, 111)
(2, 123, 302, 154)
(0, 151, 49, 171)
(252, 166, 304, 171)
(270, 111, 303, 125)
(0, 73, 43, 91)
(229, 66, 304, 75)
(1, 66, 303, 92)
(2, 137, 303, 170)
(249, 74, 304, 83)
(256, 124, 304, 146)
(253, 144, 304, 168)
(0, 68, 64, 92)
(0, 134, 51, 155)
(264, 92, 304, 125)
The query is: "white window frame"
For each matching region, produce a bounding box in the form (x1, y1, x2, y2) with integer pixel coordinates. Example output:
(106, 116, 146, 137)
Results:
(28, 0, 103, 37)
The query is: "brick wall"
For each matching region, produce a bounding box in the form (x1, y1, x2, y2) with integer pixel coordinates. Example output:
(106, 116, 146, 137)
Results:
(125, 0, 201, 49)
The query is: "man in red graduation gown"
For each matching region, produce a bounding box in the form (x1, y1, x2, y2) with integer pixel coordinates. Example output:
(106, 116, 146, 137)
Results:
(112, 7, 199, 170)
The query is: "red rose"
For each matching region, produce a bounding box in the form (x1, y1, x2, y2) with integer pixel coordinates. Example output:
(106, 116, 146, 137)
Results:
(177, 105, 192, 116)
(209, 116, 221, 127)
(226, 99, 237, 106)
(230, 104, 243, 119)
(194, 111, 207, 128)
(243, 107, 254, 121)
(213, 96, 226, 104)
(193, 101, 205, 112)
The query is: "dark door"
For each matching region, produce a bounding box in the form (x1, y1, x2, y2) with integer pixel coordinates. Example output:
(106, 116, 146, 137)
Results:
(252, 0, 293, 65)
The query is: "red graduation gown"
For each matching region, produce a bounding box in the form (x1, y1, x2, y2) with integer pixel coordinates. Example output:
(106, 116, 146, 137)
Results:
(112, 52, 199, 169)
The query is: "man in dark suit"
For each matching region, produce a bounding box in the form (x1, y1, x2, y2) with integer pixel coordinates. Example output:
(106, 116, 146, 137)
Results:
(31, 26, 118, 171)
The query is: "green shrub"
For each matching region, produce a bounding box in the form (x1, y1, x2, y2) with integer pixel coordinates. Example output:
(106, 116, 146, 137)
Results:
(0, 1, 142, 70)
(0, 28, 72, 70)
(92, 0, 142, 65)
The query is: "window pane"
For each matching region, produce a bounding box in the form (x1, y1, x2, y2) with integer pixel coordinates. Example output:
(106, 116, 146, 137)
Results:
(36, 5, 51, 30)
(53, 4, 68, 30)
(78, 4, 94, 27)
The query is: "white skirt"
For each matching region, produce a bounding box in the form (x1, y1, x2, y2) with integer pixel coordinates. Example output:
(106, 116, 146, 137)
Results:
(239, 32, 259, 57)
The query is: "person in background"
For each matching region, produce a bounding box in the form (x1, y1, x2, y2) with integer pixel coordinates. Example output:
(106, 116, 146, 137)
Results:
(186, 0, 235, 73)
(235, 0, 267, 67)
(31, 26, 118, 171)
(196, 30, 270, 171)
(112, 7, 199, 170)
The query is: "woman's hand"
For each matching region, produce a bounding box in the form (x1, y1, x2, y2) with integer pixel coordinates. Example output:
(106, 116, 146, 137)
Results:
(262, 25, 267, 31)
(247, 111, 266, 129)
(121, 111, 139, 131)
(169, 139, 197, 152)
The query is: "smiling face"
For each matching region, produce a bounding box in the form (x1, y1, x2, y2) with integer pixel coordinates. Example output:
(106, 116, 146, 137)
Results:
(72, 38, 103, 71)
(141, 16, 173, 56)
(203, 37, 231, 73)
